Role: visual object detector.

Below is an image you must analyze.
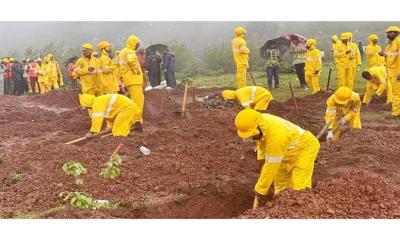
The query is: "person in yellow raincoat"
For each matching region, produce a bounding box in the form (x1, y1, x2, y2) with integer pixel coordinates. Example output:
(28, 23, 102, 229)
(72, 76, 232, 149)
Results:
(331, 35, 340, 68)
(115, 35, 144, 121)
(365, 35, 384, 68)
(35, 58, 50, 94)
(381, 26, 400, 118)
(347, 32, 362, 90)
(222, 86, 273, 112)
(79, 93, 142, 137)
(97, 41, 120, 94)
(304, 39, 322, 94)
(335, 33, 353, 88)
(325, 87, 362, 142)
(47, 54, 64, 87)
(45, 56, 59, 90)
(361, 66, 388, 105)
(74, 43, 99, 95)
(234, 109, 320, 201)
(232, 26, 250, 89)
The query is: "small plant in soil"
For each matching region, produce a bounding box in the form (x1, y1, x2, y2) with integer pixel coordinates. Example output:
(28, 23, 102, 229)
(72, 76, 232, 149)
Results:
(100, 154, 122, 180)
(62, 162, 87, 185)
(173, 193, 190, 204)
(59, 191, 118, 210)
(2, 171, 25, 186)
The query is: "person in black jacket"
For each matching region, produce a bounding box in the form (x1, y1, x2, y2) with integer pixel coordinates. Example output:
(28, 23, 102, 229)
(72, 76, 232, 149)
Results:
(146, 49, 162, 88)
(162, 48, 176, 89)
(11, 60, 26, 95)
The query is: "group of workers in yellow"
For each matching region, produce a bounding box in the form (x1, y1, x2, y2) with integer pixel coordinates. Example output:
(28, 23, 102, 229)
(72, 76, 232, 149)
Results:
(77, 35, 145, 138)
(35, 54, 65, 94)
(226, 25, 400, 207)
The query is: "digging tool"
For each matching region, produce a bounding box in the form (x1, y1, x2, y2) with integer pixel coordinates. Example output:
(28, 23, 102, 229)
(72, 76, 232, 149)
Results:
(288, 81, 300, 115)
(192, 87, 196, 111)
(166, 79, 187, 100)
(65, 130, 108, 145)
(110, 143, 124, 158)
(179, 81, 189, 116)
(316, 120, 334, 140)
(252, 195, 259, 209)
(63, 88, 85, 114)
(326, 68, 332, 91)
(248, 70, 258, 85)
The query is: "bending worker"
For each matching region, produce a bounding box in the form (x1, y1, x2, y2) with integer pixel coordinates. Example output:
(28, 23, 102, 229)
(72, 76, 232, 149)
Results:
(232, 26, 250, 89)
(222, 86, 273, 112)
(325, 87, 362, 142)
(235, 109, 320, 205)
(304, 38, 322, 94)
(79, 93, 142, 137)
(361, 66, 389, 105)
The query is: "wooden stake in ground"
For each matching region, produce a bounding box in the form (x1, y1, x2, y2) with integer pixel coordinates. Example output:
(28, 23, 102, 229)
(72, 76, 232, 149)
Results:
(110, 143, 124, 158)
(248, 70, 258, 85)
(63, 88, 85, 114)
(181, 81, 189, 117)
(326, 68, 332, 91)
(160, 89, 165, 113)
(288, 81, 300, 115)
(252, 195, 259, 209)
(192, 87, 196, 111)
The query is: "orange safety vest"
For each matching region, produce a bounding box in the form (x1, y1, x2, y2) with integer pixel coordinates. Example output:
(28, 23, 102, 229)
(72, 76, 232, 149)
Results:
(28, 62, 37, 77)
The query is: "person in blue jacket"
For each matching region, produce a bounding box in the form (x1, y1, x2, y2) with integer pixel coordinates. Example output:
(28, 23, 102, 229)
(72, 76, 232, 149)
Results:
(162, 48, 176, 90)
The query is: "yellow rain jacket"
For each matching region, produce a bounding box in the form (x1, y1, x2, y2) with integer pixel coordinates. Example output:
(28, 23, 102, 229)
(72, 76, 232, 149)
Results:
(222, 86, 273, 111)
(325, 91, 362, 141)
(99, 50, 119, 94)
(384, 36, 400, 116)
(74, 55, 99, 95)
(35, 63, 50, 93)
(366, 43, 384, 67)
(335, 42, 353, 88)
(90, 94, 141, 136)
(362, 66, 388, 104)
(46, 60, 59, 89)
(54, 60, 64, 86)
(254, 114, 320, 195)
(304, 46, 322, 94)
(232, 31, 250, 89)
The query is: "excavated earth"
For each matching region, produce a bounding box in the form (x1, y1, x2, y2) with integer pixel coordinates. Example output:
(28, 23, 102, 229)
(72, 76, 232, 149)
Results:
(0, 88, 399, 219)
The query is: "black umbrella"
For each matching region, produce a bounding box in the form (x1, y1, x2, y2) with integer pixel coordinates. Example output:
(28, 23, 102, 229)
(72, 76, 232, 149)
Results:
(145, 44, 168, 55)
(259, 37, 291, 59)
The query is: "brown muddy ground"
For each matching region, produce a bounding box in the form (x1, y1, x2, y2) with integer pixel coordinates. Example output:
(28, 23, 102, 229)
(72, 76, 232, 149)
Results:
(0, 88, 399, 219)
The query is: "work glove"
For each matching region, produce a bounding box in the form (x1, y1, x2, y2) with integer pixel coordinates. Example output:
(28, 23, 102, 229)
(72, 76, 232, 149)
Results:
(339, 117, 347, 126)
(326, 130, 333, 142)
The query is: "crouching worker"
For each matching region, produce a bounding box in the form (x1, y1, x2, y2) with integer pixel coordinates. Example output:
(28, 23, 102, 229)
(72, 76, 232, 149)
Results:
(79, 93, 143, 137)
(325, 87, 361, 142)
(222, 86, 273, 112)
(234, 109, 320, 206)
(361, 66, 390, 105)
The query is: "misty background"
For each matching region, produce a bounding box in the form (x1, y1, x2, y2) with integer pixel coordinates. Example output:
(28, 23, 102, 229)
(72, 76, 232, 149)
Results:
(1, 21, 399, 75)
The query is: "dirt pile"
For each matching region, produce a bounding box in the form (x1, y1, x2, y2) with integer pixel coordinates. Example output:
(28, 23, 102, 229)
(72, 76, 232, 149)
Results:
(240, 170, 400, 219)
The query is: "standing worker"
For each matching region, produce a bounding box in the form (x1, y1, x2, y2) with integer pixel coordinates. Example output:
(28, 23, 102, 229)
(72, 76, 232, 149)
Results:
(74, 43, 98, 95)
(325, 87, 362, 142)
(361, 66, 388, 105)
(45, 56, 59, 91)
(79, 93, 143, 137)
(234, 109, 320, 204)
(137, 49, 148, 90)
(146, 49, 162, 89)
(331, 35, 340, 69)
(35, 58, 50, 94)
(347, 32, 362, 90)
(115, 35, 144, 121)
(381, 26, 400, 119)
(335, 33, 353, 89)
(162, 48, 176, 90)
(98, 41, 119, 94)
(11, 59, 26, 96)
(222, 86, 273, 112)
(232, 26, 250, 89)
(28, 59, 39, 94)
(304, 39, 322, 94)
(290, 35, 307, 89)
(5, 58, 14, 95)
(366, 35, 384, 68)
(264, 41, 281, 89)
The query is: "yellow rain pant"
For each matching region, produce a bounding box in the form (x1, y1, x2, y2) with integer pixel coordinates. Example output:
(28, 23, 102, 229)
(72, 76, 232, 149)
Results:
(126, 84, 144, 122)
(305, 71, 321, 94)
(110, 106, 137, 136)
(236, 64, 247, 89)
(362, 82, 386, 104)
(39, 82, 50, 94)
(331, 112, 362, 141)
(49, 77, 60, 90)
(388, 69, 400, 116)
(255, 131, 320, 194)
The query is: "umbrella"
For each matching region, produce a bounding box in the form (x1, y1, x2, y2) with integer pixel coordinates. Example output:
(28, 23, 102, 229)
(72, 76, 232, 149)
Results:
(259, 33, 307, 59)
(145, 43, 168, 55)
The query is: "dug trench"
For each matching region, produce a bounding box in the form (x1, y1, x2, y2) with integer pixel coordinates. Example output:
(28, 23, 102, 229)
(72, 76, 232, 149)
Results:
(0, 88, 399, 218)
